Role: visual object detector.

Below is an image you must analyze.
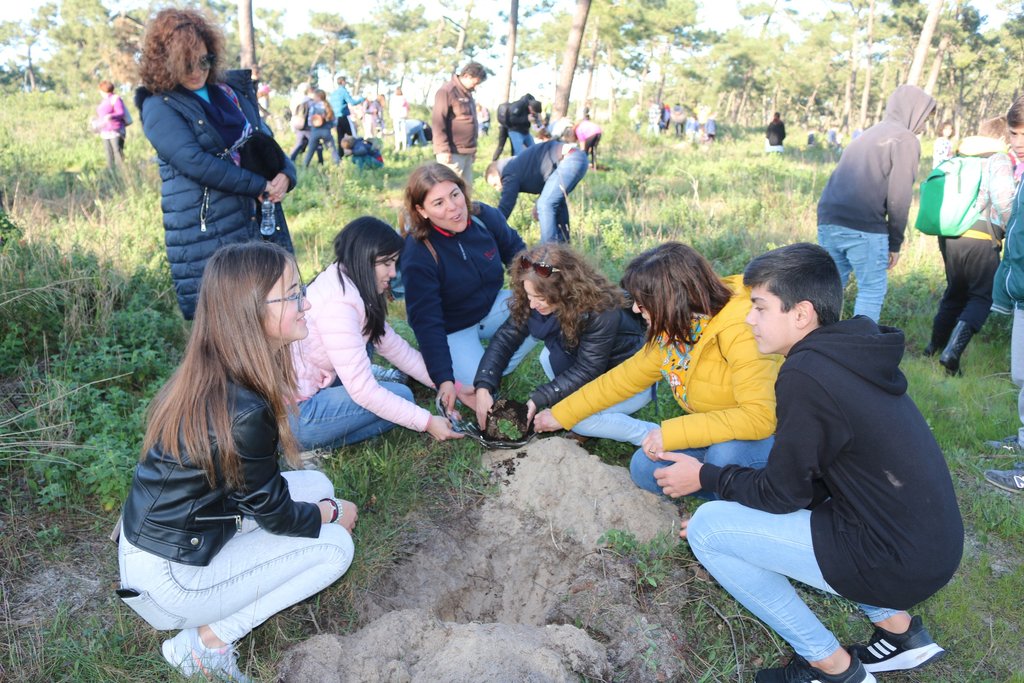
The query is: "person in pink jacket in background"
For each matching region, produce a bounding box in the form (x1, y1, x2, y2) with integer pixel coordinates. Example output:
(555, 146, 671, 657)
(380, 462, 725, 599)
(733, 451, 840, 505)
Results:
(290, 216, 463, 449)
(96, 79, 128, 169)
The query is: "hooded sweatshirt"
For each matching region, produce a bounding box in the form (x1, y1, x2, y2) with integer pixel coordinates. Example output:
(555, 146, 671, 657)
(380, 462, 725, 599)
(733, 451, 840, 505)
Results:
(699, 317, 963, 610)
(817, 85, 936, 253)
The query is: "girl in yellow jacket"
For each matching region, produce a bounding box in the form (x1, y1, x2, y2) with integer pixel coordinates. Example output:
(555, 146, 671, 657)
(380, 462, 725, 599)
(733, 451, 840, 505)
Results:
(534, 242, 781, 496)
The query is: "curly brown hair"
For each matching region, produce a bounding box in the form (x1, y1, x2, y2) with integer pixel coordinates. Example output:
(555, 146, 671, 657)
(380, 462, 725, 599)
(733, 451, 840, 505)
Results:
(139, 8, 226, 93)
(403, 163, 480, 240)
(508, 244, 624, 348)
(621, 242, 731, 347)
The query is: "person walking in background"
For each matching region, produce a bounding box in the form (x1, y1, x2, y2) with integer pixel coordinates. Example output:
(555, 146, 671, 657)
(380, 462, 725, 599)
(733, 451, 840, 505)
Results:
(115, 241, 356, 683)
(288, 82, 321, 164)
(670, 104, 686, 137)
(329, 75, 363, 143)
(680, 243, 961, 683)
(95, 79, 128, 169)
(473, 243, 650, 439)
(766, 112, 786, 153)
(485, 137, 589, 243)
(136, 7, 296, 320)
(985, 96, 1024, 488)
(924, 116, 1015, 375)
(432, 61, 486, 184)
(476, 102, 490, 137)
(390, 87, 409, 152)
(816, 84, 935, 322)
(933, 120, 955, 168)
(304, 90, 341, 167)
(646, 101, 661, 137)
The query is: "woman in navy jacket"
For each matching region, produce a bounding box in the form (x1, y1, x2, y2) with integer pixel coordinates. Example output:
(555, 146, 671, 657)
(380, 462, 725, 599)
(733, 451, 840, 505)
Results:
(136, 7, 296, 320)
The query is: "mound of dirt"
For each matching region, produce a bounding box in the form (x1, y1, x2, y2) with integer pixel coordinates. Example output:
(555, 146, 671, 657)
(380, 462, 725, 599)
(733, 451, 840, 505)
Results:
(279, 437, 693, 683)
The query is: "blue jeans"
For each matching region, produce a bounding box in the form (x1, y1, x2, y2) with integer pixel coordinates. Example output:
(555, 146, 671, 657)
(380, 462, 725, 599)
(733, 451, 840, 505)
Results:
(537, 150, 588, 243)
(406, 122, 427, 147)
(304, 127, 341, 166)
(291, 380, 411, 450)
(447, 290, 539, 386)
(539, 349, 656, 444)
(817, 224, 889, 321)
(508, 129, 534, 155)
(630, 436, 774, 496)
(686, 501, 899, 661)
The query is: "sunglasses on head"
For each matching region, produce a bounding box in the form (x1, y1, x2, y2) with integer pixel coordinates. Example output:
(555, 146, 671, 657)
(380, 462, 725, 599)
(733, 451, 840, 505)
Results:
(519, 256, 560, 278)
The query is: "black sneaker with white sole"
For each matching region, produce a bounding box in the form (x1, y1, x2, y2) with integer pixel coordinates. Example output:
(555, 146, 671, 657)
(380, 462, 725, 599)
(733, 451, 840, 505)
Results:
(849, 615, 945, 673)
(755, 654, 876, 683)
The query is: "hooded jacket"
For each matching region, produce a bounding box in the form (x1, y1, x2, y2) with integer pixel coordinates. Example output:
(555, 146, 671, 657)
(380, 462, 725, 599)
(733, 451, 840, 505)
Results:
(699, 317, 963, 610)
(817, 85, 936, 253)
(136, 69, 296, 320)
(992, 177, 1024, 313)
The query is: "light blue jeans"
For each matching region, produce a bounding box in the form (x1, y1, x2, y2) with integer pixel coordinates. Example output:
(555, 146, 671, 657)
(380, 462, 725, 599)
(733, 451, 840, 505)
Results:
(291, 380, 412, 450)
(817, 223, 889, 322)
(508, 129, 534, 155)
(118, 470, 353, 643)
(447, 290, 540, 386)
(686, 501, 898, 661)
(539, 349, 656, 444)
(537, 149, 589, 243)
(304, 127, 341, 166)
(629, 436, 775, 496)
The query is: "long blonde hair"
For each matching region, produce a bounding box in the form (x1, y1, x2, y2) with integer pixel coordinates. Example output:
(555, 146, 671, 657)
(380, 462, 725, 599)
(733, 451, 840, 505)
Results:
(141, 242, 301, 490)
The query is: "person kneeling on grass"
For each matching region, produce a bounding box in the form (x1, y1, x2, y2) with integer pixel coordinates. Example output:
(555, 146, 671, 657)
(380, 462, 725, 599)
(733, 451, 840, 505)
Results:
(534, 242, 781, 483)
(473, 243, 648, 437)
(115, 241, 357, 683)
(671, 243, 963, 683)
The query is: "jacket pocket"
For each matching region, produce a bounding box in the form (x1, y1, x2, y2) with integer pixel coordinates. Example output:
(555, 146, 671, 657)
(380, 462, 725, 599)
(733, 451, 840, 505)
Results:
(117, 589, 186, 630)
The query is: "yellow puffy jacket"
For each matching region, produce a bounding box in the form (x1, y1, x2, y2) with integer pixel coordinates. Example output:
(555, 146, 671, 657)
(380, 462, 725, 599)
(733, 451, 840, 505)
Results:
(550, 276, 781, 450)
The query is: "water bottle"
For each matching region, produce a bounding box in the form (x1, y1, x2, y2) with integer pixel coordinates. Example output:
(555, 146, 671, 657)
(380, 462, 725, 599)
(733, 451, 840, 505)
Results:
(259, 195, 276, 236)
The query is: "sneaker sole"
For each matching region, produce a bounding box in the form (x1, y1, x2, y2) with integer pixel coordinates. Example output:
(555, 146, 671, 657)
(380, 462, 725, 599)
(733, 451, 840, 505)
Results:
(984, 475, 1024, 493)
(862, 644, 945, 673)
(161, 638, 200, 677)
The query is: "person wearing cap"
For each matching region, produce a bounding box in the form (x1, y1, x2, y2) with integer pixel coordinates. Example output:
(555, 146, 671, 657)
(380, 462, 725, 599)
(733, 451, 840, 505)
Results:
(432, 61, 486, 184)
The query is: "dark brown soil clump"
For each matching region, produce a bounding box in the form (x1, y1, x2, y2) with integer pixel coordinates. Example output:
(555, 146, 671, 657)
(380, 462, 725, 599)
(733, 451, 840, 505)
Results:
(483, 397, 531, 441)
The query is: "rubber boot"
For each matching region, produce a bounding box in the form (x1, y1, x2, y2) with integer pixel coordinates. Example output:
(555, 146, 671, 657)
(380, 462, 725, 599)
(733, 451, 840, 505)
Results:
(939, 320, 974, 376)
(925, 316, 956, 356)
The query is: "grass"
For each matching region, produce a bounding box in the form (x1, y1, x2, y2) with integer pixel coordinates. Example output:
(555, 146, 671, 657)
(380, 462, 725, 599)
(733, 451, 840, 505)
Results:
(1, 91, 1023, 681)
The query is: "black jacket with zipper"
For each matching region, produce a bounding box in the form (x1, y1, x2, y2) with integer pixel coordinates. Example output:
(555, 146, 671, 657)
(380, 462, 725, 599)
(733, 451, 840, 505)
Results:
(121, 383, 321, 567)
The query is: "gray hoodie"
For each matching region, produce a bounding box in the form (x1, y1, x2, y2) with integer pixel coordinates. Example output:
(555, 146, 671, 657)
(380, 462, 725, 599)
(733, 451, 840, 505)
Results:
(817, 85, 936, 252)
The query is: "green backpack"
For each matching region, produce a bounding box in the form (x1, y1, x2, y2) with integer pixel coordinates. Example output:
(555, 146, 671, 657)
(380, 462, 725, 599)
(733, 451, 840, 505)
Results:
(915, 156, 984, 237)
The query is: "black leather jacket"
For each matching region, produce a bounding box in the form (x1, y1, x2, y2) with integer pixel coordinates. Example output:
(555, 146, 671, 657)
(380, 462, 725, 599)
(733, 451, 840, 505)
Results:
(121, 383, 321, 566)
(475, 307, 645, 409)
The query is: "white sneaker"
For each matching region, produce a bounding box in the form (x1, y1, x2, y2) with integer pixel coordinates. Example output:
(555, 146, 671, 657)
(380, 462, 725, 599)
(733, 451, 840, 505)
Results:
(161, 627, 253, 682)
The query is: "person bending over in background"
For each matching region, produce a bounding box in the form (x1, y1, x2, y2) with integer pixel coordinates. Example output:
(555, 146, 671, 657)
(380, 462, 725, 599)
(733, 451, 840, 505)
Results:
(116, 241, 356, 683)
(677, 243, 961, 683)
(534, 242, 780, 494)
(290, 217, 462, 450)
(474, 243, 649, 440)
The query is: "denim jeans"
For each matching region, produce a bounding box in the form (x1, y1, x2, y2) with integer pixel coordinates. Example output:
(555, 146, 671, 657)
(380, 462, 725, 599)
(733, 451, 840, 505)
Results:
(537, 149, 588, 243)
(686, 501, 899, 661)
(304, 127, 341, 166)
(118, 470, 354, 644)
(447, 289, 539, 386)
(817, 223, 889, 321)
(508, 129, 534, 155)
(539, 348, 655, 444)
(629, 436, 775, 496)
(290, 380, 412, 450)
(406, 122, 427, 147)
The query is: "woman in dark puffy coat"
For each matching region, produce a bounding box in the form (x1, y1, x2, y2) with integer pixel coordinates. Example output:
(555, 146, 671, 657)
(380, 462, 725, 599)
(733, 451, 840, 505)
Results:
(136, 7, 296, 320)
(473, 243, 651, 442)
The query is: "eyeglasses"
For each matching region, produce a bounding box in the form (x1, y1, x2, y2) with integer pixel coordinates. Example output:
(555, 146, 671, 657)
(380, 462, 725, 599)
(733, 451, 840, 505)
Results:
(519, 256, 561, 278)
(266, 284, 306, 311)
(192, 54, 216, 72)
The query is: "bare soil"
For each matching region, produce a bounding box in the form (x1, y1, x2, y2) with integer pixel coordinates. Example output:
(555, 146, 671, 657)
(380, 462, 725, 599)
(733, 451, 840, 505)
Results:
(482, 396, 532, 441)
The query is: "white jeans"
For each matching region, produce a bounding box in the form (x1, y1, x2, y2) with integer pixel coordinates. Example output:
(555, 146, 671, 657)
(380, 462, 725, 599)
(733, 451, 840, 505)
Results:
(118, 471, 354, 644)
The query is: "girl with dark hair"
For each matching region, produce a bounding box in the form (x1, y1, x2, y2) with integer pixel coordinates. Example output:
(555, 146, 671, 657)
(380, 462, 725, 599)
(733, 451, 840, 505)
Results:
(535, 242, 781, 497)
(136, 7, 296, 320)
(116, 241, 356, 682)
(473, 244, 651, 442)
(291, 216, 463, 449)
(401, 162, 537, 413)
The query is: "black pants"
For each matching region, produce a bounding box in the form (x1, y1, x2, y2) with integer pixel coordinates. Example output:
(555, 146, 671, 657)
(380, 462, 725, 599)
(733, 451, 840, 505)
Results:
(492, 125, 509, 161)
(582, 133, 601, 168)
(932, 227, 1001, 341)
(336, 116, 353, 145)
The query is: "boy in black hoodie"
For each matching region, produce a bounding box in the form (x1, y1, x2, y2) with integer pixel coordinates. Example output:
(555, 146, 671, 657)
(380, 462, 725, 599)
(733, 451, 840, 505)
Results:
(659, 243, 963, 683)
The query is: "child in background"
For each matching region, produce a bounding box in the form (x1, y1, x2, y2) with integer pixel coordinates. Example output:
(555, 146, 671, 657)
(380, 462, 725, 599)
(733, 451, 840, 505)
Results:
(933, 120, 955, 168)
(341, 135, 384, 170)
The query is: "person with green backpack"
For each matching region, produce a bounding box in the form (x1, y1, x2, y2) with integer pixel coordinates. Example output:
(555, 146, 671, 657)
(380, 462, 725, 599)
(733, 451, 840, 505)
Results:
(920, 115, 1016, 375)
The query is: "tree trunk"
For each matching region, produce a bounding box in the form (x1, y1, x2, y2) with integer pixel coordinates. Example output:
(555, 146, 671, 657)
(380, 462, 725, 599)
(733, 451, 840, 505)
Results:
(842, 36, 856, 132)
(552, 0, 591, 120)
(924, 32, 951, 95)
(906, 0, 943, 86)
(858, 0, 875, 129)
(499, 0, 518, 103)
(238, 0, 256, 70)
(581, 25, 599, 117)
(875, 59, 891, 121)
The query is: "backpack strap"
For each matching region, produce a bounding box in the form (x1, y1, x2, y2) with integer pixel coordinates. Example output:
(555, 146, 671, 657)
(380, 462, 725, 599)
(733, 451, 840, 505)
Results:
(423, 237, 439, 264)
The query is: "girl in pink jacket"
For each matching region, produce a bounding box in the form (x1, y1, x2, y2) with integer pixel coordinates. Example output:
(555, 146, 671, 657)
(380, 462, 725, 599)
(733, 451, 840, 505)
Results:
(290, 217, 462, 449)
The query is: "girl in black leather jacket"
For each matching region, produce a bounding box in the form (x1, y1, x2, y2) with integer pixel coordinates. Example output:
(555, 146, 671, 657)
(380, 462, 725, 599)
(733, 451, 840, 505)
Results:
(473, 244, 652, 442)
(116, 241, 356, 683)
